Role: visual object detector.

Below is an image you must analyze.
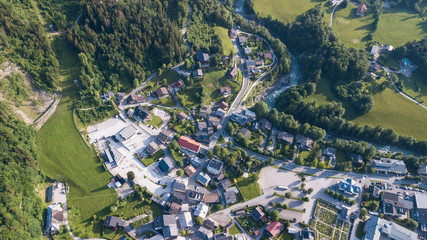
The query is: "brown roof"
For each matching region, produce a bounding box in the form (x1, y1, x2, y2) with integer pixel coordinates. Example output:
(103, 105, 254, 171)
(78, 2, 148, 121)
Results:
(155, 87, 169, 98)
(266, 221, 283, 237)
(203, 192, 220, 203)
(260, 52, 273, 60)
(177, 112, 188, 120)
(277, 131, 294, 143)
(239, 128, 251, 138)
(128, 94, 146, 103)
(147, 142, 160, 155)
(218, 101, 229, 110)
(184, 164, 197, 177)
(357, 4, 367, 16)
(157, 129, 174, 144)
(220, 86, 232, 95)
(229, 67, 238, 78)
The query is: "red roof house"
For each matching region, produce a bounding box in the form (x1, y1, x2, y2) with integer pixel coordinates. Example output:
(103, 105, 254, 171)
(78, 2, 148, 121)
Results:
(178, 136, 201, 153)
(266, 221, 284, 238)
(356, 4, 367, 16)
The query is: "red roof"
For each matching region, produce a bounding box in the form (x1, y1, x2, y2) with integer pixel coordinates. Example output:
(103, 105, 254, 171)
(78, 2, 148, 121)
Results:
(266, 221, 283, 237)
(254, 230, 261, 236)
(178, 136, 201, 153)
(357, 4, 367, 16)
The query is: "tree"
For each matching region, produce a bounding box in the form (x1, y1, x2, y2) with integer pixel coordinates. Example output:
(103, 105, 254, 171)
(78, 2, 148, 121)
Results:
(176, 169, 184, 177)
(368, 201, 379, 212)
(359, 208, 367, 219)
(207, 150, 213, 158)
(227, 122, 235, 135)
(295, 157, 304, 165)
(171, 140, 179, 150)
(285, 192, 292, 198)
(214, 145, 221, 156)
(269, 157, 274, 165)
(195, 216, 204, 225)
(227, 141, 233, 148)
(308, 188, 313, 194)
(127, 171, 135, 181)
(269, 210, 280, 221)
(252, 101, 269, 118)
(362, 193, 370, 201)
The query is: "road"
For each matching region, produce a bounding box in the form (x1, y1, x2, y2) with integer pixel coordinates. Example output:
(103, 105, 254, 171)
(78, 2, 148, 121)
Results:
(329, 1, 343, 27)
(182, 5, 193, 58)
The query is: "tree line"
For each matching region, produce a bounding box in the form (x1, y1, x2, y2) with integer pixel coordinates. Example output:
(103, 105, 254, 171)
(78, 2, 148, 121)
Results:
(393, 39, 427, 81)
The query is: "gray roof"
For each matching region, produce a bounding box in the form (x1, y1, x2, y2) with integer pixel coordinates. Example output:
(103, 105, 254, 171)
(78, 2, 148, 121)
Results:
(172, 180, 187, 192)
(277, 131, 294, 143)
(363, 215, 418, 240)
(162, 214, 176, 226)
(373, 158, 407, 173)
(419, 164, 427, 175)
(119, 125, 138, 140)
(208, 159, 223, 171)
(224, 190, 237, 205)
(179, 212, 193, 228)
(415, 193, 427, 209)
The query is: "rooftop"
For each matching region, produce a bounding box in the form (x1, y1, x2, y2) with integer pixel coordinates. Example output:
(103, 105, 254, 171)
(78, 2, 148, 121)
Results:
(119, 125, 138, 140)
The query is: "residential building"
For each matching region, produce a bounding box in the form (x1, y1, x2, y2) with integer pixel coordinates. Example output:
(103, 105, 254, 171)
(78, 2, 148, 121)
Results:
(196, 50, 210, 69)
(252, 206, 267, 222)
(127, 108, 135, 118)
(208, 116, 221, 127)
(177, 112, 188, 120)
(203, 192, 220, 203)
(178, 136, 202, 153)
(194, 131, 209, 144)
(199, 226, 214, 239)
(352, 153, 364, 167)
(171, 80, 185, 92)
(338, 178, 361, 195)
(414, 193, 427, 231)
(244, 47, 252, 55)
(239, 128, 251, 138)
(155, 87, 169, 99)
(418, 164, 427, 179)
(115, 92, 125, 105)
(372, 158, 407, 175)
(235, 233, 250, 240)
(205, 218, 220, 229)
(260, 52, 273, 60)
(356, 4, 367, 16)
(104, 216, 126, 229)
(255, 59, 263, 66)
(105, 145, 124, 165)
(218, 101, 229, 110)
(363, 215, 418, 240)
(229, 66, 238, 79)
(190, 155, 202, 168)
(146, 141, 160, 155)
(238, 35, 248, 44)
(45, 204, 64, 233)
(127, 94, 146, 104)
(220, 86, 232, 97)
(135, 106, 151, 121)
(101, 91, 114, 102)
(172, 180, 187, 193)
(384, 45, 394, 52)
(158, 158, 173, 174)
(265, 221, 284, 238)
(244, 109, 256, 120)
(259, 118, 272, 131)
(367, 185, 380, 199)
(193, 69, 203, 79)
(220, 179, 231, 189)
(163, 222, 179, 238)
(194, 203, 209, 219)
(197, 172, 211, 186)
(229, 29, 237, 38)
(370, 45, 380, 60)
(277, 131, 294, 144)
(200, 105, 210, 119)
(184, 164, 197, 177)
(157, 129, 174, 145)
(198, 121, 208, 131)
(295, 135, 314, 150)
(224, 188, 237, 205)
(165, 194, 184, 214)
(215, 108, 226, 118)
(207, 159, 223, 175)
(246, 59, 256, 70)
(119, 125, 138, 141)
(179, 212, 193, 229)
(187, 190, 204, 203)
(382, 191, 413, 217)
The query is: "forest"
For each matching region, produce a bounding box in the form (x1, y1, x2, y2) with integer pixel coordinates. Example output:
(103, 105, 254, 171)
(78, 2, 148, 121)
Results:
(0, 0, 60, 91)
(0, 103, 44, 239)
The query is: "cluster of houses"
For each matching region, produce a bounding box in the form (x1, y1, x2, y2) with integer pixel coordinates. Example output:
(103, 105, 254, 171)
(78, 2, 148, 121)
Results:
(44, 183, 68, 236)
(194, 101, 229, 144)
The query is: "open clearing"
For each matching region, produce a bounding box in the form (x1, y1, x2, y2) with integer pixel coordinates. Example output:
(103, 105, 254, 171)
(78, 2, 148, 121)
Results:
(374, 8, 427, 47)
(253, 0, 320, 23)
(37, 36, 117, 238)
(215, 26, 235, 56)
(236, 174, 262, 200)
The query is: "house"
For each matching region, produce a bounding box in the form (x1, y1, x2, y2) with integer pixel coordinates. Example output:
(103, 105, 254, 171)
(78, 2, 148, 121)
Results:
(199, 226, 214, 239)
(197, 172, 211, 186)
(115, 92, 125, 105)
(127, 108, 135, 118)
(363, 215, 418, 240)
(177, 112, 188, 121)
(198, 121, 208, 131)
(178, 136, 202, 153)
(414, 193, 427, 232)
(356, 4, 367, 16)
(45, 204, 64, 233)
(119, 125, 138, 141)
(384, 45, 394, 52)
(215, 108, 226, 118)
(207, 127, 214, 135)
(200, 105, 210, 119)
(127, 94, 146, 104)
(246, 60, 256, 70)
(190, 155, 202, 168)
(372, 158, 407, 175)
(46, 186, 53, 202)
(238, 35, 248, 44)
(266, 221, 284, 238)
(295, 135, 314, 150)
(208, 116, 221, 127)
(277, 131, 294, 144)
(370, 62, 381, 72)
(370, 45, 380, 60)
(229, 29, 237, 38)
(301, 228, 315, 240)
(101, 91, 114, 102)
(351, 153, 364, 167)
(146, 141, 160, 155)
(135, 106, 151, 121)
(244, 110, 256, 121)
(194, 203, 209, 219)
(220, 86, 232, 97)
(179, 212, 193, 228)
(171, 80, 185, 92)
(164, 194, 184, 214)
(367, 185, 381, 199)
(184, 164, 197, 177)
(155, 87, 169, 99)
(163, 218, 179, 238)
(207, 159, 223, 175)
(382, 191, 413, 217)
(196, 50, 210, 69)
(418, 164, 427, 179)
(158, 158, 173, 174)
(220, 179, 231, 189)
(187, 190, 204, 203)
(203, 192, 220, 203)
(218, 101, 229, 110)
(224, 188, 237, 205)
(338, 178, 361, 195)
(260, 52, 273, 60)
(259, 118, 272, 131)
(104, 216, 126, 229)
(172, 180, 187, 193)
(194, 131, 209, 144)
(157, 129, 175, 145)
(239, 128, 251, 138)
(255, 59, 263, 66)
(244, 47, 252, 55)
(251, 206, 267, 222)
(229, 66, 238, 79)
(193, 69, 203, 79)
(105, 145, 124, 166)
(205, 218, 220, 229)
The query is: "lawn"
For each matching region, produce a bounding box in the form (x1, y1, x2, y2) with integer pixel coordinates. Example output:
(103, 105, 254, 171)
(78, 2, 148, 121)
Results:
(325, 5, 375, 49)
(400, 71, 427, 104)
(139, 70, 181, 95)
(253, 0, 320, 23)
(37, 36, 117, 238)
(113, 197, 162, 220)
(215, 26, 235, 56)
(151, 96, 176, 107)
(353, 87, 427, 140)
(229, 225, 242, 235)
(355, 221, 365, 239)
(374, 8, 427, 47)
(139, 150, 165, 167)
(236, 174, 262, 200)
(147, 114, 163, 128)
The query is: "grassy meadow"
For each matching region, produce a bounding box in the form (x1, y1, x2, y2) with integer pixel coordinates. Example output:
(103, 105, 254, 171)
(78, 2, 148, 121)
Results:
(374, 8, 427, 47)
(400, 72, 427, 104)
(37, 36, 117, 238)
(236, 174, 262, 200)
(253, 0, 321, 23)
(215, 26, 235, 56)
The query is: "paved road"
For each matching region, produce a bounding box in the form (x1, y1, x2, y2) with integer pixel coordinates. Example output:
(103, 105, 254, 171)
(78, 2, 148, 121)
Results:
(329, 1, 343, 27)
(182, 5, 193, 58)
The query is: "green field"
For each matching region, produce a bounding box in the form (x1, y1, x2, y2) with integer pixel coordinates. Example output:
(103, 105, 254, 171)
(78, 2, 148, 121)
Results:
(151, 96, 176, 107)
(400, 72, 427, 104)
(374, 8, 427, 47)
(148, 114, 163, 127)
(215, 26, 235, 56)
(253, 0, 320, 23)
(236, 174, 262, 200)
(37, 36, 117, 238)
(326, 5, 375, 49)
(139, 70, 181, 95)
(353, 88, 427, 140)
(140, 150, 165, 167)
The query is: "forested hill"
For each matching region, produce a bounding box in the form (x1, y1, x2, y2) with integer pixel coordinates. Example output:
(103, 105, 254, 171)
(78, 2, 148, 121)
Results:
(0, 0, 60, 91)
(0, 103, 44, 239)
(68, 0, 187, 100)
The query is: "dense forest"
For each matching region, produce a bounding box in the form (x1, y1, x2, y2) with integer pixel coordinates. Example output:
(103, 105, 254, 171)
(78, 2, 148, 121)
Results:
(37, 0, 82, 31)
(68, 0, 187, 106)
(0, 0, 60, 91)
(0, 103, 44, 239)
